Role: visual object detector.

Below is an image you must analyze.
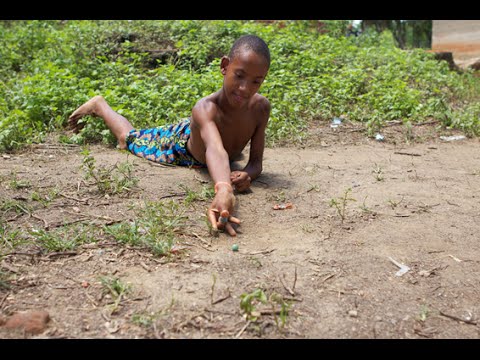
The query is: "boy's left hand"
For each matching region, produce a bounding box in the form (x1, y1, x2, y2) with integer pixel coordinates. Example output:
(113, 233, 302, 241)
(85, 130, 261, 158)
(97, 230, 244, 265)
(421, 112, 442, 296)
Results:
(230, 171, 251, 192)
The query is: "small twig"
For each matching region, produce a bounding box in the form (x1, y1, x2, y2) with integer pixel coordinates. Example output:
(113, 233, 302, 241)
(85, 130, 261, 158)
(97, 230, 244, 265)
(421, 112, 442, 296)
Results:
(292, 266, 297, 293)
(158, 192, 187, 200)
(147, 161, 175, 168)
(84, 291, 98, 308)
(284, 296, 303, 302)
(183, 241, 216, 252)
(31, 213, 49, 228)
(235, 320, 251, 338)
(394, 151, 422, 157)
(259, 309, 284, 315)
(322, 274, 335, 283)
(212, 289, 232, 305)
(240, 248, 276, 256)
(46, 251, 78, 259)
(439, 310, 477, 325)
(48, 218, 88, 229)
(31, 143, 79, 149)
(59, 192, 90, 204)
(191, 232, 211, 247)
(139, 261, 151, 272)
(279, 274, 295, 296)
(0, 292, 11, 309)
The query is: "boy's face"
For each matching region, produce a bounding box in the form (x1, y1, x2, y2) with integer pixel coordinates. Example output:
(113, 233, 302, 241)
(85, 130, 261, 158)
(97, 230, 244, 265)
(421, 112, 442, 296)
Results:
(221, 50, 269, 108)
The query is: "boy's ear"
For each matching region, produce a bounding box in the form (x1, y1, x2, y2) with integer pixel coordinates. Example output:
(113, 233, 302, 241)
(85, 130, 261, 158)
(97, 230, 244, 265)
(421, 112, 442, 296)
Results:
(220, 56, 230, 75)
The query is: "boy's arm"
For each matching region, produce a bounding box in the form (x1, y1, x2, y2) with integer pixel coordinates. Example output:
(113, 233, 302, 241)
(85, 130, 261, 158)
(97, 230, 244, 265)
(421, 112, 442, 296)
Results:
(192, 103, 238, 236)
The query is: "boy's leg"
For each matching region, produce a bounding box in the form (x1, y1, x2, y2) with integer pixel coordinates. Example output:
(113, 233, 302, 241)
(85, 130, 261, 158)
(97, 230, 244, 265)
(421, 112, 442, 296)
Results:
(68, 95, 134, 149)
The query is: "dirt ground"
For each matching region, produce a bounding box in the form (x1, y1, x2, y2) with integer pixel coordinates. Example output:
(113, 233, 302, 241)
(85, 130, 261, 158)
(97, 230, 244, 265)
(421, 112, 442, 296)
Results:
(0, 120, 479, 339)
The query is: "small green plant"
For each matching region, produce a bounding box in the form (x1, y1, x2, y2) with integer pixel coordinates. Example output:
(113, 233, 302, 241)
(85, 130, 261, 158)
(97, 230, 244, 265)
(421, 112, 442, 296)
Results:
(181, 183, 214, 206)
(0, 222, 24, 251)
(104, 200, 187, 256)
(29, 224, 95, 252)
(269, 292, 291, 329)
(1, 198, 32, 217)
(329, 187, 356, 223)
(418, 304, 429, 322)
(30, 187, 59, 207)
(388, 196, 404, 210)
(306, 183, 320, 193)
(100, 276, 131, 314)
(240, 288, 267, 322)
(267, 190, 287, 203)
(0, 269, 11, 290)
(360, 195, 372, 213)
(9, 172, 31, 189)
(372, 163, 384, 181)
(301, 224, 315, 233)
(81, 147, 139, 195)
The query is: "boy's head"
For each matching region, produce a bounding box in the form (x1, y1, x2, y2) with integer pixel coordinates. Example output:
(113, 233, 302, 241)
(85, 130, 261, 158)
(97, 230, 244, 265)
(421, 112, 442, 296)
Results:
(220, 35, 270, 107)
(228, 35, 270, 68)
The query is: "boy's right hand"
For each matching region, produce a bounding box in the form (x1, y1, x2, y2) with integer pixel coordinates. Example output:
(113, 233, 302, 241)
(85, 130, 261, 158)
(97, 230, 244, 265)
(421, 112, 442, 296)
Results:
(207, 184, 240, 236)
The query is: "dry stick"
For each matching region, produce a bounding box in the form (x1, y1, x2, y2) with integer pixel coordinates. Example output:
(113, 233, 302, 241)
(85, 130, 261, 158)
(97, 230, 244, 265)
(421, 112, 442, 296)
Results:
(0, 292, 10, 309)
(394, 151, 422, 157)
(322, 274, 335, 283)
(48, 218, 88, 229)
(59, 192, 90, 203)
(191, 232, 211, 247)
(240, 248, 276, 256)
(212, 292, 232, 305)
(235, 320, 251, 338)
(46, 251, 78, 259)
(292, 266, 297, 293)
(279, 274, 295, 296)
(183, 241, 216, 252)
(84, 291, 98, 308)
(439, 310, 478, 326)
(31, 213, 49, 228)
(159, 192, 187, 200)
(31, 143, 79, 149)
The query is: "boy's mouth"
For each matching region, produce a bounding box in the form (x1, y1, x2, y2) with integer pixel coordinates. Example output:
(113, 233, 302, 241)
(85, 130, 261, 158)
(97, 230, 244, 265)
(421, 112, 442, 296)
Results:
(232, 93, 246, 103)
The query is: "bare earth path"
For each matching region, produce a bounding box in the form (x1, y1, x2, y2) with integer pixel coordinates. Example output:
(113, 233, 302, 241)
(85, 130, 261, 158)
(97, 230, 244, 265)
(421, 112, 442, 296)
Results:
(1, 124, 479, 339)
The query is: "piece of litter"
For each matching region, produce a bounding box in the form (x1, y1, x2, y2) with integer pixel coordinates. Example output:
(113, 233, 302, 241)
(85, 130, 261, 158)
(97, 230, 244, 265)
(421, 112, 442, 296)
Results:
(388, 256, 410, 277)
(440, 135, 466, 142)
(375, 133, 385, 141)
(273, 203, 293, 210)
(330, 117, 342, 128)
(448, 254, 462, 262)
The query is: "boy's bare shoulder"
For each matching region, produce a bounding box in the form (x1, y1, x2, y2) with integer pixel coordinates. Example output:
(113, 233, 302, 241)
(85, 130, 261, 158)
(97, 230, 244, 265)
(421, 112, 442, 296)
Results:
(252, 94, 271, 120)
(192, 93, 220, 116)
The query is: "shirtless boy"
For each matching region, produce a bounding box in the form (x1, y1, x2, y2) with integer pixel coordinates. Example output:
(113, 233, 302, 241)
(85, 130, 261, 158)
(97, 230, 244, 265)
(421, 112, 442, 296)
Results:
(68, 34, 271, 237)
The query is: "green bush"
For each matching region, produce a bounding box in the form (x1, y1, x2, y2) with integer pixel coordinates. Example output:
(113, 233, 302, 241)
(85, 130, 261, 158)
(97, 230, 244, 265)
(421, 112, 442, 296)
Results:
(1, 20, 479, 151)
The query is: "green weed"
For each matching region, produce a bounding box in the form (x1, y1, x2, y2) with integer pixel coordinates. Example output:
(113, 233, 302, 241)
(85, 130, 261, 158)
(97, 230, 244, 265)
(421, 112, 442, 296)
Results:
(329, 188, 356, 223)
(81, 147, 139, 195)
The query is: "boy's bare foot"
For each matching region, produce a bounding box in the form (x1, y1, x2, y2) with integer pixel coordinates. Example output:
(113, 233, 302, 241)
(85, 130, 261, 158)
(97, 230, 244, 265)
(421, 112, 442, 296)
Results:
(68, 95, 105, 132)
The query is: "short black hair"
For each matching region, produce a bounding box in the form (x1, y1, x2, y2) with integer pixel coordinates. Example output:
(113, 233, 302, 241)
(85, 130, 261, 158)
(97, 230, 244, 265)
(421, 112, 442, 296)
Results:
(228, 35, 270, 67)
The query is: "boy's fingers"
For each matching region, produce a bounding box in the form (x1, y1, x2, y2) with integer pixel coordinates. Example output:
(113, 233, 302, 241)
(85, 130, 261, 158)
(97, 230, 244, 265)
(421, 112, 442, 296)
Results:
(208, 209, 219, 230)
(228, 216, 241, 224)
(225, 222, 237, 237)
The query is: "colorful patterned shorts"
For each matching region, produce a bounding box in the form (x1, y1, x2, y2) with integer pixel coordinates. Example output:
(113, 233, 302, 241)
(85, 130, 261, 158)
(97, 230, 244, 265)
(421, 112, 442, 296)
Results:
(125, 118, 206, 168)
